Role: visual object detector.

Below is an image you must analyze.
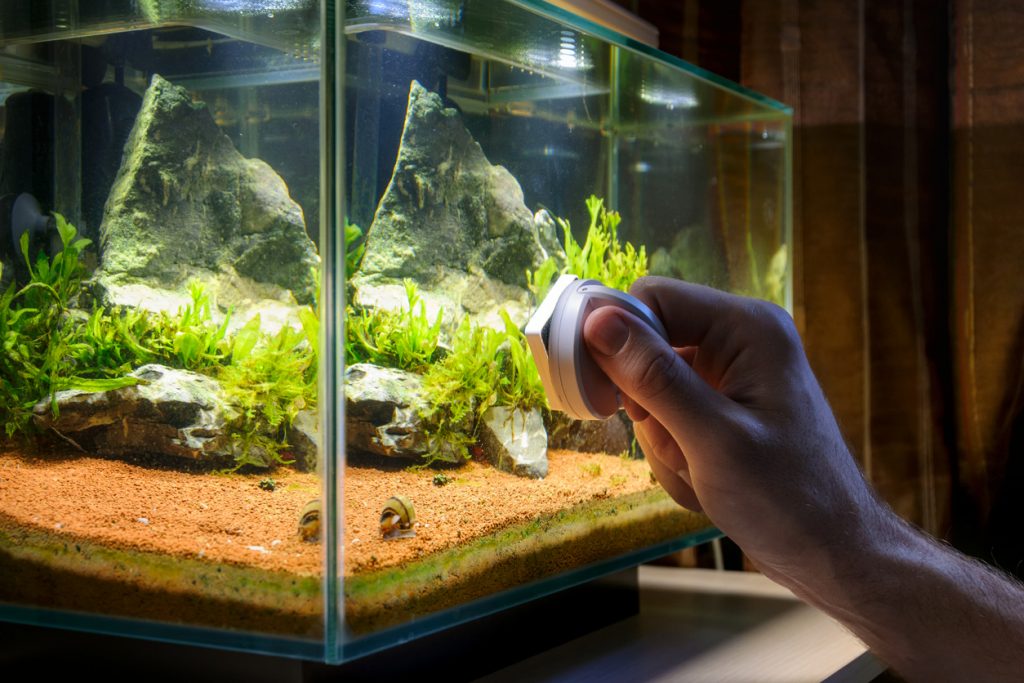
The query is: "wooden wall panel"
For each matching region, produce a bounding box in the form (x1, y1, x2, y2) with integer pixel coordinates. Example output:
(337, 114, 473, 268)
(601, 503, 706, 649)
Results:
(951, 0, 1024, 536)
(744, 1, 953, 533)
(862, 1, 952, 535)
(742, 0, 871, 471)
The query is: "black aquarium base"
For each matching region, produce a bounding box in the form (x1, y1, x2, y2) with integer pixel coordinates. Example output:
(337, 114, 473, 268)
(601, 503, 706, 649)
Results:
(0, 568, 639, 682)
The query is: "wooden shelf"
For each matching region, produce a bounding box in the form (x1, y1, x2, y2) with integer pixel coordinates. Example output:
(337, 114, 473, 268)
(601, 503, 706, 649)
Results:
(481, 566, 885, 682)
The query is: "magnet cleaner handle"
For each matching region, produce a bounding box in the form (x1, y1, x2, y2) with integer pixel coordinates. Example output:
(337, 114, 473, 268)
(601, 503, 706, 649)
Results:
(526, 274, 670, 421)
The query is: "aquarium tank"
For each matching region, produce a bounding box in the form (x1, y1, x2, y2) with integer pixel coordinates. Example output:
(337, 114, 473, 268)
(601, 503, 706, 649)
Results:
(0, 0, 791, 664)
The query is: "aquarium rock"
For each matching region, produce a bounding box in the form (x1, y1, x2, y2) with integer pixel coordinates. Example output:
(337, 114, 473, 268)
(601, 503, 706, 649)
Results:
(648, 226, 724, 290)
(32, 364, 237, 463)
(545, 412, 633, 456)
(95, 74, 319, 317)
(480, 406, 548, 478)
(345, 363, 460, 463)
(533, 208, 567, 269)
(286, 409, 319, 472)
(353, 80, 549, 329)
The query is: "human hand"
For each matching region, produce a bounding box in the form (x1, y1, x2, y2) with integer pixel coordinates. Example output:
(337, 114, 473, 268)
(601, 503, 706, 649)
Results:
(582, 276, 885, 582)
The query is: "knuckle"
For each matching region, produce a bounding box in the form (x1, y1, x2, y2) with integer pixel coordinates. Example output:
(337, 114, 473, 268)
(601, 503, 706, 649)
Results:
(628, 276, 659, 303)
(749, 299, 800, 345)
(631, 348, 681, 403)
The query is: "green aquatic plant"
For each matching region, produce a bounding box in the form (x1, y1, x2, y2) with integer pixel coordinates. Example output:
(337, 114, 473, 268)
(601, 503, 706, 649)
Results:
(219, 316, 317, 470)
(418, 316, 502, 463)
(0, 214, 122, 436)
(344, 280, 442, 372)
(170, 281, 232, 369)
(496, 310, 546, 411)
(419, 311, 546, 463)
(0, 213, 319, 470)
(525, 257, 559, 305)
(345, 220, 366, 280)
(528, 195, 648, 302)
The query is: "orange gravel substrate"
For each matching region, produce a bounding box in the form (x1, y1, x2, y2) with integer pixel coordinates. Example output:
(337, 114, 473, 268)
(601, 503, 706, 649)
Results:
(0, 445, 712, 636)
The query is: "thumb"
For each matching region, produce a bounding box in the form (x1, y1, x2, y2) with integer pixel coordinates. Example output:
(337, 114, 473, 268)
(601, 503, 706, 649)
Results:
(583, 306, 730, 443)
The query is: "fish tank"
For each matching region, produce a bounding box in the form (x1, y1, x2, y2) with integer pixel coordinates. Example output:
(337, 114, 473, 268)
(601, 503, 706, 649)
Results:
(0, 0, 791, 665)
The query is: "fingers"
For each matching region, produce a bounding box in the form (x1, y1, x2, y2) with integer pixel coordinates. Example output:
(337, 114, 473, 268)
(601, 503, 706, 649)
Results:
(622, 395, 649, 422)
(634, 417, 687, 477)
(583, 306, 732, 445)
(628, 276, 744, 349)
(624, 346, 696, 422)
(629, 277, 800, 362)
(639, 427, 702, 511)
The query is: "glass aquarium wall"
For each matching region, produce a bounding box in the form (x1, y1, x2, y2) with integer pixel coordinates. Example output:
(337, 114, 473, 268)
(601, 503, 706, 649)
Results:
(0, 0, 790, 664)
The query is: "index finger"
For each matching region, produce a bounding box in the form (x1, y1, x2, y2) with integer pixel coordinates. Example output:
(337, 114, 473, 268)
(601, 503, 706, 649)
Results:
(629, 276, 750, 349)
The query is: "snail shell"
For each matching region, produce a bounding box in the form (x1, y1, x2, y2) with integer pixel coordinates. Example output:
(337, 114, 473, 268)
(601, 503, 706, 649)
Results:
(380, 495, 416, 540)
(298, 498, 321, 542)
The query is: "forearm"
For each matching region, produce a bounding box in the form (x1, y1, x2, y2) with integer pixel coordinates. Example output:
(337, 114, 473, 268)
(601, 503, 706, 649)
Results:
(780, 507, 1024, 681)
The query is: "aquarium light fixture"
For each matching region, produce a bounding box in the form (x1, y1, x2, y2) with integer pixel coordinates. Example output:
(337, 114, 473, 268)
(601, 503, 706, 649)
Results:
(526, 274, 669, 421)
(519, 29, 593, 72)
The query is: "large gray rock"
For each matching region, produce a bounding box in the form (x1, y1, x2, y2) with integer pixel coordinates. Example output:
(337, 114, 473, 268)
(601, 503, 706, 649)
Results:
(286, 409, 320, 472)
(345, 363, 460, 463)
(480, 406, 548, 478)
(95, 74, 319, 320)
(545, 411, 633, 455)
(32, 364, 237, 463)
(352, 80, 549, 329)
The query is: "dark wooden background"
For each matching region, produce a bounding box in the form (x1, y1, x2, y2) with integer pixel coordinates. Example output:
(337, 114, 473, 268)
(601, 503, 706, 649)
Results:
(612, 0, 1024, 571)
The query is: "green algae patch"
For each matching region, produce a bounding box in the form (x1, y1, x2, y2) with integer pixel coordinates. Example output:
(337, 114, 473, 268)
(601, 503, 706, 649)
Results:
(0, 516, 322, 637)
(343, 488, 711, 633)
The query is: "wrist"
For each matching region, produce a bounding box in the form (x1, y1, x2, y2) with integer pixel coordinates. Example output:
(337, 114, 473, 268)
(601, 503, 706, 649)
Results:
(762, 488, 913, 618)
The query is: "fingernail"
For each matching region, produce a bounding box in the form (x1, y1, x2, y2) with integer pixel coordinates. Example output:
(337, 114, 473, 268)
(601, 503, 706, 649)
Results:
(587, 310, 629, 356)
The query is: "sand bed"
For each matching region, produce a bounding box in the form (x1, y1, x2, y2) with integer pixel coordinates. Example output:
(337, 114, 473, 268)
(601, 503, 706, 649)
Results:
(0, 445, 711, 634)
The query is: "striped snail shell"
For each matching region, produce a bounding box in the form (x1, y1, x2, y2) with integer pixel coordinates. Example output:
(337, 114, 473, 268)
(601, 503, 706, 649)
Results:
(380, 495, 416, 540)
(297, 498, 321, 542)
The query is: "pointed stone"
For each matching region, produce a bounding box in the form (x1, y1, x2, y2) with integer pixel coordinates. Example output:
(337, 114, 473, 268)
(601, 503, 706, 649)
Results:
(352, 80, 550, 329)
(96, 74, 319, 318)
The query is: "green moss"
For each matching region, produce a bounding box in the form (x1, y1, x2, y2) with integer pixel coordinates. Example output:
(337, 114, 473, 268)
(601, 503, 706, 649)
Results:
(343, 487, 712, 619)
(0, 520, 321, 617)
